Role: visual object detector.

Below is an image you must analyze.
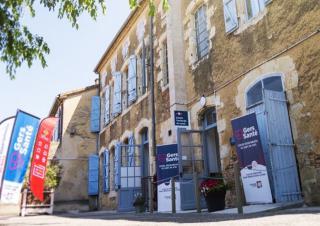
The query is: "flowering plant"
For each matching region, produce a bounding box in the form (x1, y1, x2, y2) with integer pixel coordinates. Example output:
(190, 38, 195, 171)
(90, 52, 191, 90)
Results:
(133, 193, 145, 207)
(199, 179, 228, 197)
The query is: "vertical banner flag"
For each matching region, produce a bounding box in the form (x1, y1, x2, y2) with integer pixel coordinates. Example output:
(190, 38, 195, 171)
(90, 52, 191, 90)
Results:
(1, 111, 40, 204)
(156, 144, 181, 212)
(0, 117, 15, 189)
(231, 113, 272, 204)
(30, 117, 57, 201)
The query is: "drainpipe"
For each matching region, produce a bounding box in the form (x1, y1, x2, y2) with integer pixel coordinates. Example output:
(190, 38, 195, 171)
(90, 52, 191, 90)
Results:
(149, 14, 156, 213)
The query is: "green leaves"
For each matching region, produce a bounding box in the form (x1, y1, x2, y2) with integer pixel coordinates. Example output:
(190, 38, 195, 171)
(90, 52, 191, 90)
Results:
(128, 0, 170, 16)
(0, 0, 106, 79)
(1, 0, 169, 79)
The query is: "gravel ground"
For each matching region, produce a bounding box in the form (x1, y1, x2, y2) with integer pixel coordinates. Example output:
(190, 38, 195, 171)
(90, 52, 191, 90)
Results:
(0, 207, 319, 226)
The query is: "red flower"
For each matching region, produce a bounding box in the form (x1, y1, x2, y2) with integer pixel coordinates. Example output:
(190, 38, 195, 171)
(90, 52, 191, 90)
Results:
(199, 179, 227, 196)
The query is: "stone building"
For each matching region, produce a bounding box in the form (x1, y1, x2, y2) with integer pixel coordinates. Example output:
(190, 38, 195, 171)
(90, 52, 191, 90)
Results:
(179, 0, 320, 206)
(94, 0, 320, 211)
(49, 84, 99, 212)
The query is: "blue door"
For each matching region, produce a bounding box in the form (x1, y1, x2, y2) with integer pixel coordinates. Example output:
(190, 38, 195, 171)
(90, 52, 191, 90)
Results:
(117, 143, 143, 212)
(177, 128, 207, 210)
(264, 90, 301, 202)
(247, 88, 301, 202)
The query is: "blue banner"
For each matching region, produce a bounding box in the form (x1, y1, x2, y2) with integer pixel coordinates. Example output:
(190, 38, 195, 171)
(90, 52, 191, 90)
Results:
(1, 110, 39, 203)
(156, 144, 181, 212)
(231, 113, 265, 168)
(231, 113, 272, 203)
(156, 144, 179, 184)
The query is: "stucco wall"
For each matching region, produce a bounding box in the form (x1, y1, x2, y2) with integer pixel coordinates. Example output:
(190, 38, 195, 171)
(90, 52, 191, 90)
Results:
(53, 88, 98, 210)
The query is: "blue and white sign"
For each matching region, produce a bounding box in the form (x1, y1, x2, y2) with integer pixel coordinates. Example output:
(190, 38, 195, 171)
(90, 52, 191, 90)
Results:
(174, 111, 189, 127)
(1, 111, 40, 204)
(231, 113, 272, 204)
(156, 144, 181, 212)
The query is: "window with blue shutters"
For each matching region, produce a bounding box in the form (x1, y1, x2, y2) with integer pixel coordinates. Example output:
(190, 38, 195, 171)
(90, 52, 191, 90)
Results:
(114, 142, 121, 190)
(88, 155, 99, 195)
(223, 0, 238, 33)
(245, 0, 271, 20)
(90, 96, 100, 133)
(195, 5, 209, 60)
(104, 86, 110, 125)
(140, 42, 148, 95)
(113, 72, 122, 115)
(103, 149, 110, 193)
(128, 55, 137, 104)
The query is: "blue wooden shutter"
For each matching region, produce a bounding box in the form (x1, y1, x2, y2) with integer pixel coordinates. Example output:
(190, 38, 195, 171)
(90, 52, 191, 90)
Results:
(223, 0, 238, 33)
(90, 96, 100, 132)
(103, 149, 110, 193)
(104, 86, 110, 125)
(114, 142, 121, 190)
(88, 154, 99, 195)
(128, 55, 137, 104)
(113, 72, 122, 115)
(264, 0, 272, 5)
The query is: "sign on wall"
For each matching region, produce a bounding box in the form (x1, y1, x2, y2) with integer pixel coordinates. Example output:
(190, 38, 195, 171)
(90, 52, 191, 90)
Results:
(156, 144, 181, 212)
(1, 111, 40, 204)
(174, 111, 189, 127)
(231, 113, 273, 204)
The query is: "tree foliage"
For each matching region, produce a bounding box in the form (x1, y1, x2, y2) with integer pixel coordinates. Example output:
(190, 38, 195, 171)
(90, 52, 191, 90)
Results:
(0, 0, 106, 79)
(0, 0, 168, 79)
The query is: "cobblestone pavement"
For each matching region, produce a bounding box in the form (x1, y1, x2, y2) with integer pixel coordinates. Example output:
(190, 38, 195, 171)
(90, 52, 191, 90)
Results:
(0, 207, 319, 226)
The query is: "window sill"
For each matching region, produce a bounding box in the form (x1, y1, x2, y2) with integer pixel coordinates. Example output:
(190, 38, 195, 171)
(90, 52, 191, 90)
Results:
(191, 54, 210, 70)
(161, 83, 169, 92)
(235, 9, 267, 35)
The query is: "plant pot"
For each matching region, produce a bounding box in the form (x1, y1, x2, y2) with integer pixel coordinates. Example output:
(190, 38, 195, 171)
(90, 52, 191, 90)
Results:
(204, 190, 226, 212)
(134, 205, 146, 213)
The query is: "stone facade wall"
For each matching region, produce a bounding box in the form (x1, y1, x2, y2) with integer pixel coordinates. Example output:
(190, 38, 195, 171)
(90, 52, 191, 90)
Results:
(53, 87, 98, 211)
(182, 0, 320, 206)
(96, 0, 173, 210)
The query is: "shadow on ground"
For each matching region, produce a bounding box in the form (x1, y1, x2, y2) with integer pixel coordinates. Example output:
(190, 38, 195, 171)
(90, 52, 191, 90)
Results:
(52, 208, 320, 224)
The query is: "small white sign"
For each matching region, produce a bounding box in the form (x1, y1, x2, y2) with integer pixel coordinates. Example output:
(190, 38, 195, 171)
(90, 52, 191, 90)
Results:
(240, 161, 273, 204)
(157, 180, 181, 212)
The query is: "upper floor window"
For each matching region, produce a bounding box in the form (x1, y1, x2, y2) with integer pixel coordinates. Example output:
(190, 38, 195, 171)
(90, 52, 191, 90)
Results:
(223, 0, 272, 34)
(246, 75, 283, 108)
(113, 72, 122, 116)
(140, 42, 148, 95)
(195, 5, 209, 60)
(245, 0, 266, 20)
(162, 41, 169, 86)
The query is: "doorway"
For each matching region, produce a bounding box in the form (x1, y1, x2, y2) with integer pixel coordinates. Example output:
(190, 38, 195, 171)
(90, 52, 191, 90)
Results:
(246, 74, 301, 202)
(177, 107, 221, 210)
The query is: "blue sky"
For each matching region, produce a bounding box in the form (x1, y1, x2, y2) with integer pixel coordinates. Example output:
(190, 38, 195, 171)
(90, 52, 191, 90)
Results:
(0, 1, 130, 120)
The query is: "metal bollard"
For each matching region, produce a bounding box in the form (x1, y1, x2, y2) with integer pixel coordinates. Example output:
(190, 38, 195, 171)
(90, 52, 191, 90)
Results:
(193, 172, 201, 213)
(171, 177, 176, 214)
(148, 177, 154, 213)
(234, 161, 244, 214)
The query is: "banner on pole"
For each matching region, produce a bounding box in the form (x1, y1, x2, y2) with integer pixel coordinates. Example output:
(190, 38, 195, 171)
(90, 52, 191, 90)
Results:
(156, 144, 181, 212)
(231, 113, 273, 204)
(0, 117, 15, 189)
(29, 117, 57, 201)
(1, 111, 40, 204)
